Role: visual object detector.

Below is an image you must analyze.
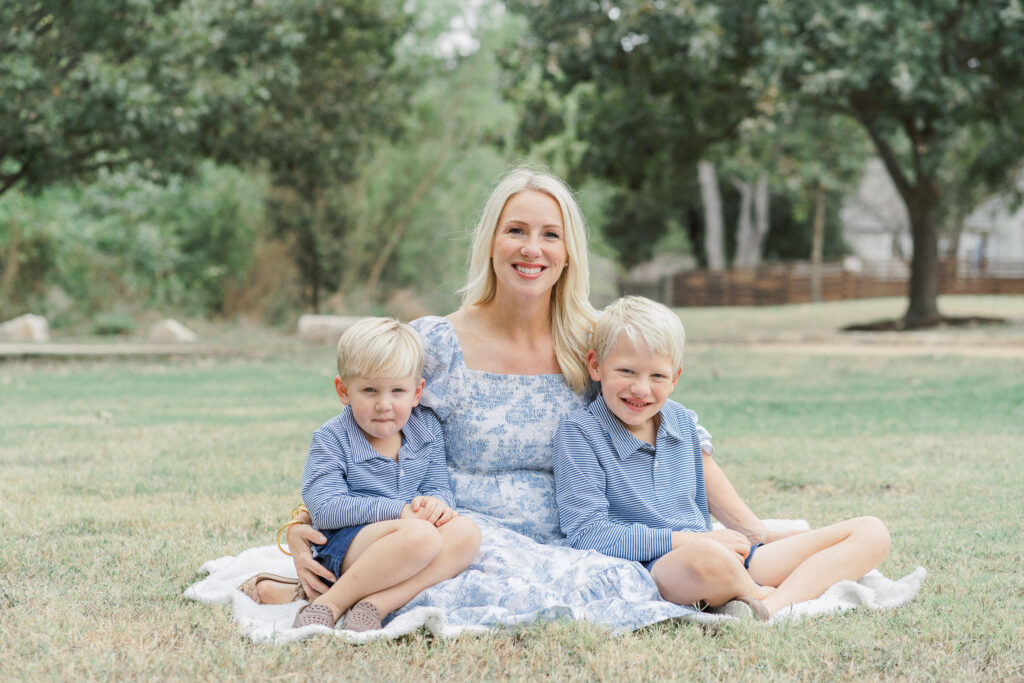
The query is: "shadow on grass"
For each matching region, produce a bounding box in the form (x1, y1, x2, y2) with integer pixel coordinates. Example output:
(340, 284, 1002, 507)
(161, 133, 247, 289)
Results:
(842, 316, 1009, 332)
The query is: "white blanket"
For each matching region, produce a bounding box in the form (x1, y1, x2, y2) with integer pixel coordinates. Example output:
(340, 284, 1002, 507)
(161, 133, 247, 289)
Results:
(184, 519, 926, 644)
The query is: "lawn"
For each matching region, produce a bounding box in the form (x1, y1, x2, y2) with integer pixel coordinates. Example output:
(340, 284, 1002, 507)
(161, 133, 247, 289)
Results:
(1, 296, 1022, 680)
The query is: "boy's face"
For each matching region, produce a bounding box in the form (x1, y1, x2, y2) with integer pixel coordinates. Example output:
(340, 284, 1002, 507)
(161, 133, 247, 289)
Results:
(587, 337, 681, 439)
(335, 374, 425, 445)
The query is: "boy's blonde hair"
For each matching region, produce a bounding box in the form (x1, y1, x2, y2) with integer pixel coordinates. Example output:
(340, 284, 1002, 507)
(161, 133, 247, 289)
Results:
(592, 296, 686, 372)
(336, 317, 424, 381)
(459, 166, 597, 393)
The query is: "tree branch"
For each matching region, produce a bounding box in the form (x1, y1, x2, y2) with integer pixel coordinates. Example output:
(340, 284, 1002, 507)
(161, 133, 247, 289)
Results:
(0, 167, 29, 199)
(850, 95, 914, 201)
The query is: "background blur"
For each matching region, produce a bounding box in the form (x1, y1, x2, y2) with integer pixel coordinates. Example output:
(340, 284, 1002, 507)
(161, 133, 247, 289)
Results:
(3, 0, 1023, 333)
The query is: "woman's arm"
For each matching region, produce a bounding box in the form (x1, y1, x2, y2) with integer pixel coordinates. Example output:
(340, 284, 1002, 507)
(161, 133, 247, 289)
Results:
(704, 452, 800, 544)
(284, 509, 336, 599)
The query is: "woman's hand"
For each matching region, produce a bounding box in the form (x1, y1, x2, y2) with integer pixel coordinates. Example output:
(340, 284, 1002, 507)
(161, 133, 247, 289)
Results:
(285, 521, 335, 599)
(760, 528, 806, 544)
(402, 496, 458, 526)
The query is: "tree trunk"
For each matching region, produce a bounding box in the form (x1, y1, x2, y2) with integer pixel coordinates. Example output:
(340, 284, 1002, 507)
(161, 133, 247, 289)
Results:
(903, 182, 942, 327)
(698, 160, 726, 271)
(754, 172, 770, 261)
(732, 178, 754, 267)
(810, 182, 825, 303)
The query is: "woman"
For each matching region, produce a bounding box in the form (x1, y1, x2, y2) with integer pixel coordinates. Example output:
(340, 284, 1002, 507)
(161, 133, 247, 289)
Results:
(274, 167, 889, 626)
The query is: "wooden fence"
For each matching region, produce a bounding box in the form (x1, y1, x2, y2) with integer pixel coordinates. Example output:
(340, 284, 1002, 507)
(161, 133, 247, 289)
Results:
(620, 260, 1024, 307)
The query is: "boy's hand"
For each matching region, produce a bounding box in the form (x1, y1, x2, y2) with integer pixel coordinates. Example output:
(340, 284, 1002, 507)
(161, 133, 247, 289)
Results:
(404, 496, 458, 526)
(703, 529, 752, 562)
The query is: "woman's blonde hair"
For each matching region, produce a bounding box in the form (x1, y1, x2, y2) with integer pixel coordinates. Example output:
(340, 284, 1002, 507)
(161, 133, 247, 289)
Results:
(336, 317, 424, 381)
(592, 296, 686, 372)
(459, 166, 597, 393)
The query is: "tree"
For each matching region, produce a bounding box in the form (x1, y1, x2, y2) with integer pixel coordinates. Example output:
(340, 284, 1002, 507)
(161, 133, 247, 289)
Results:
(0, 1, 203, 198)
(1, 1, 415, 311)
(504, 0, 765, 267)
(181, 0, 414, 311)
(758, 1, 1024, 326)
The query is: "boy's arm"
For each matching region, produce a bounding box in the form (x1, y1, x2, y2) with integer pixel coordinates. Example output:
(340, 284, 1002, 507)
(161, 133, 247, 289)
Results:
(553, 420, 673, 562)
(302, 430, 408, 529)
(413, 417, 456, 510)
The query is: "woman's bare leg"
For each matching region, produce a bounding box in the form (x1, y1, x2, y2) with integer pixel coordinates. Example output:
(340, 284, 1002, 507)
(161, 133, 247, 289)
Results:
(748, 516, 890, 615)
(356, 515, 481, 616)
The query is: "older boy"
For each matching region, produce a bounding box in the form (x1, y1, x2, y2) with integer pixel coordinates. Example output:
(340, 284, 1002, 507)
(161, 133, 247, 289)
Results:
(554, 296, 890, 620)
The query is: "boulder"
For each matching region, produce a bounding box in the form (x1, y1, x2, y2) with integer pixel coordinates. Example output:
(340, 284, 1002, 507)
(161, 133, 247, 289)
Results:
(148, 319, 198, 343)
(0, 314, 50, 342)
(297, 314, 365, 344)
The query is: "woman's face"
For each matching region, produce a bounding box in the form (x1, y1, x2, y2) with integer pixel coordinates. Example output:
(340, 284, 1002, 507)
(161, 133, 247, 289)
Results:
(490, 190, 568, 301)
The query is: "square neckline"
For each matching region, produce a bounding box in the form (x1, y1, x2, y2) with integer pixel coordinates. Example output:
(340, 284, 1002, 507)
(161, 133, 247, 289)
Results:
(437, 316, 570, 381)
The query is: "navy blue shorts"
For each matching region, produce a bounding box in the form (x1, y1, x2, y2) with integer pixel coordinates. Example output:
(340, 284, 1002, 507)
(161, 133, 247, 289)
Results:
(312, 524, 368, 581)
(644, 542, 765, 572)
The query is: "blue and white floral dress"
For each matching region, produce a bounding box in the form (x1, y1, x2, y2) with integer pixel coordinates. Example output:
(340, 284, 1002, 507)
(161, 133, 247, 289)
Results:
(392, 316, 714, 632)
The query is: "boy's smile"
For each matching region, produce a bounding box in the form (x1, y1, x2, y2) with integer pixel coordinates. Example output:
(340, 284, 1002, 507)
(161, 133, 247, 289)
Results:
(587, 338, 681, 444)
(335, 374, 424, 453)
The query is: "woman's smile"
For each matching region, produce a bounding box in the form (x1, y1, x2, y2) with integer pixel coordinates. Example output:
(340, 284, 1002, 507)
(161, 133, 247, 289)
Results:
(513, 262, 546, 277)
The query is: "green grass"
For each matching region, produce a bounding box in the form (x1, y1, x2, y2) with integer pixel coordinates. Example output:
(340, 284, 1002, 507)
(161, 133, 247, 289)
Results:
(2, 297, 1023, 680)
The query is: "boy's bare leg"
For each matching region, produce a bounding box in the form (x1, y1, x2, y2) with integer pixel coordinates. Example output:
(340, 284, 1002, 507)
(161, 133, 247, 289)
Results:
(747, 516, 890, 615)
(356, 515, 481, 617)
(312, 518, 444, 621)
(650, 538, 768, 607)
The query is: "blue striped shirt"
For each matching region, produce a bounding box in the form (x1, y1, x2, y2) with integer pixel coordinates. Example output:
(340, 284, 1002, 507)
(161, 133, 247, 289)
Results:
(553, 396, 711, 562)
(301, 405, 455, 531)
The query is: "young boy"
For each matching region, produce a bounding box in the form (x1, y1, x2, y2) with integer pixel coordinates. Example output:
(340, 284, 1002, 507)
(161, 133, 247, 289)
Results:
(286, 317, 480, 630)
(554, 296, 890, 621)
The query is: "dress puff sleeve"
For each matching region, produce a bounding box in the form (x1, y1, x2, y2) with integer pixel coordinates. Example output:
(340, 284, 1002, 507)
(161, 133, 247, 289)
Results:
(409, 315, 463, 422)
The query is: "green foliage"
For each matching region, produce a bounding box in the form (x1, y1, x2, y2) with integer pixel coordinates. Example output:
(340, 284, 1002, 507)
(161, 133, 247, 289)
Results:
(190, 0, 416, 310)
(0, 162, 265, 322)
(323, 0, 526, 315)
(756, 0, 1024, 323)
(90, 311, 135, 336)
(505, 1, 765, 266)
(0, 1, 208, 196)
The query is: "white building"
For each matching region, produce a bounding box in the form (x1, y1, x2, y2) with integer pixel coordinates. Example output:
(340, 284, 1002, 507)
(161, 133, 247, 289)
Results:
(840, 159, 1024, 275)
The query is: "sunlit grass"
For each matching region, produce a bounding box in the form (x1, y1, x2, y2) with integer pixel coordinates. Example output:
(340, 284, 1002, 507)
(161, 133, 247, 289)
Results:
(1, 298, 1022, 679)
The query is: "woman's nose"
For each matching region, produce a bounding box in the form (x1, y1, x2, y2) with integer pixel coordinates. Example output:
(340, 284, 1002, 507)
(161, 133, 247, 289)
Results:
(520, 237, 541, 257)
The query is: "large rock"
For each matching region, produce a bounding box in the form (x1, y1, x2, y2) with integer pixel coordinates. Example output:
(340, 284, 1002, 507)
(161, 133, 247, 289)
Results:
(297, 314, 365, 344)
(0, 314, 50, 342)
(148, 319, 198, 343)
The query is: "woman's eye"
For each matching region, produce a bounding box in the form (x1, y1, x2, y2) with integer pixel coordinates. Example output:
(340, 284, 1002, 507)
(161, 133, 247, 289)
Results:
(544, 231, 561, 239)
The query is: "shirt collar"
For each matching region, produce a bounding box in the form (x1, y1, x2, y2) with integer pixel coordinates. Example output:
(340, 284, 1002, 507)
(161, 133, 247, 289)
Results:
(589, 394, 652, 460)
(341, 406, 434, 462)
(589, 394, 684, 460)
